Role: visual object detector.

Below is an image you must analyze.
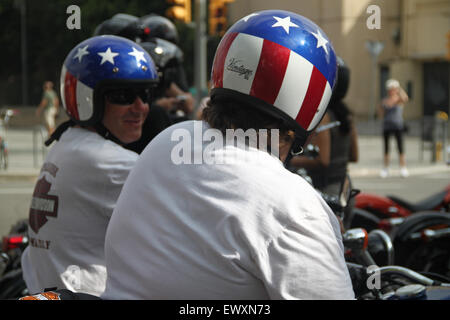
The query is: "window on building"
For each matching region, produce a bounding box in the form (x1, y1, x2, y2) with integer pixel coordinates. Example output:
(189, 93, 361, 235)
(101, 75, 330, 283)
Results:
(380, 65, 390, 99)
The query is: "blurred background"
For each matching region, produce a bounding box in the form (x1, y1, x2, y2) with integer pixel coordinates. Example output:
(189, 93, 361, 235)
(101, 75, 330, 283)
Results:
(0, 1, 449, 237)
(0, 0, 449, 124)
(0, 1, 449, 296)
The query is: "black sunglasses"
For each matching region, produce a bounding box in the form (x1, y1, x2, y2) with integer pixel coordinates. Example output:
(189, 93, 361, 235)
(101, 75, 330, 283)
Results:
(105, 87, 153, 105)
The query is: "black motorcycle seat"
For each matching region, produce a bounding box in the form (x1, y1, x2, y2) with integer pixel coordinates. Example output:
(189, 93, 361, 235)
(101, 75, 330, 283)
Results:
(387, 189, 447, 212)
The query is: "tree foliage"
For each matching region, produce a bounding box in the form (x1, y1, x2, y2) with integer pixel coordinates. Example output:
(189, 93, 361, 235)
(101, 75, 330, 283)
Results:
(0, 0, 171, 106)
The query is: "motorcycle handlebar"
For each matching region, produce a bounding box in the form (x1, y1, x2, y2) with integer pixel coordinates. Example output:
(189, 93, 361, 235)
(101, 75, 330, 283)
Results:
(375, 265, 450, 287)
(368, 229, 395, 265)
(409, 227, 450, 241)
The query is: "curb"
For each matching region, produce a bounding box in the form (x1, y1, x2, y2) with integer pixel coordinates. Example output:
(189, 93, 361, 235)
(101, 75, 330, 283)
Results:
(0, 170, 40, 182)
(1, 165, 448, 180)
(349, 164, 450, 178)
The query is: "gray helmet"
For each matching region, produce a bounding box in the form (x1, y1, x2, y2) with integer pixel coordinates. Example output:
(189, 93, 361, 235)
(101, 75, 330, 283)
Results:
(93, 13, 142, 41)
(140, 38, 184, 97)
(137, 14, 179, 44)
(140, 38, 183, 69)
(332, 56, 350, 101)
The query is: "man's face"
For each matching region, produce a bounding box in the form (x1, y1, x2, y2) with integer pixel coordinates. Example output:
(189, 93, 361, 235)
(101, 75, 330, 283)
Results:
(102, 93, 149, 145)
(43, 82, 52, 90)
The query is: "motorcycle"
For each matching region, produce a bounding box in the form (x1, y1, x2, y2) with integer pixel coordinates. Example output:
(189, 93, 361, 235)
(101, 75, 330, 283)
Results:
(352, 184, 450, 232)
(390, 211, 450, 280)
(347, 205, 450, 282)
(0, 219, 29, 299)
(347, 262, 450, 300)
(5, 182, 449, 300)
(291, 128, 450, 282)
(343, 225, 450, 299)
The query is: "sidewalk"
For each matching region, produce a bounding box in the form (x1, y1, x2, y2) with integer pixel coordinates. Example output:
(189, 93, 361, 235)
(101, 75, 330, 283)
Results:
(349, 119, 449, 178)
(0, 127, 45, 181)
(0, 126, 449, 180)
(348, 135, 449, 178)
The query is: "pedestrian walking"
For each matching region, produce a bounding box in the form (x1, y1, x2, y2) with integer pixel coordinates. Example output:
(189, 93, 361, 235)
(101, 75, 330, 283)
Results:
(378, 79, 409, 178)
(36, 81, 60, 136)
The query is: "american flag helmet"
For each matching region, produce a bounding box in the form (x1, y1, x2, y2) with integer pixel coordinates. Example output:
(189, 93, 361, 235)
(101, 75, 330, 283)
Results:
(60, 35, 159, 126)
(211, 10, 337, 138)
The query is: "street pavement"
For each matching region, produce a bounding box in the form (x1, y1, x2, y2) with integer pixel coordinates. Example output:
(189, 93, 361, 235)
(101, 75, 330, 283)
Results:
(0, 124, 448, 236)
(0, 124, 448, 180)
(0, 126, 48, 181)
(348, 135, 449, 178)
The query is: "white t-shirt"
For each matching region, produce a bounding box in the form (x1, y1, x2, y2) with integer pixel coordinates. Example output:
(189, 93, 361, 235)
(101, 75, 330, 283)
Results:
(102, 120, 355, 300)
(21, 127, 138, 296)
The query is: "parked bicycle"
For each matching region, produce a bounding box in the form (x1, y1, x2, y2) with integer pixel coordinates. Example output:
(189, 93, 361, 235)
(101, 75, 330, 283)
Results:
(0, 108, 18, 170)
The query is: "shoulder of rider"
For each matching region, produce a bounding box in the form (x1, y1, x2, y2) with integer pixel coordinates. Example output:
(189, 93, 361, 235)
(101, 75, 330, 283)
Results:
(317, 112, 331, 128)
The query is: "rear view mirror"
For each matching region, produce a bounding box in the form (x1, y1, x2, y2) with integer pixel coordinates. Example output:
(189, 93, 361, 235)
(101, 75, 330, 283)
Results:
(339, 174, 360, 209)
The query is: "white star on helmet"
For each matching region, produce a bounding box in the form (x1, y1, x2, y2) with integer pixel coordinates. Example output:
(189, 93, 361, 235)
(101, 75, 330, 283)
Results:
(128, 47, 147, 65)
(73, 45, 89, 63)
(98, 47, 119, 65)
(312, 30, 329, 54)
(271, 16, 299, 34)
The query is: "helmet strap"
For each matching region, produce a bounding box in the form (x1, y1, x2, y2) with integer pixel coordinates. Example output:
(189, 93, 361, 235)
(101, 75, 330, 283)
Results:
(92, 122, 123, 145)
(283, 135, 305, 168)
(44, 120, 124, 147)
(44, 120, 76, 146)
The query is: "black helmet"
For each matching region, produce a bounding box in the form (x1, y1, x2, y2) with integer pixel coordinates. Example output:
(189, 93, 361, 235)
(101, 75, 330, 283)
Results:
(138, 14, 179, 44)
(140, 38, 184, 96)
(140, 38, 183, 70)
(332, 57, 350, 101)
(93, 13, 142, 41)
(93, 14, 183, 70)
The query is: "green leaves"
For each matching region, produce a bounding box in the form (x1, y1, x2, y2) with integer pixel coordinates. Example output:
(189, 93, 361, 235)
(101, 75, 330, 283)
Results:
(0, 0, 171, 105)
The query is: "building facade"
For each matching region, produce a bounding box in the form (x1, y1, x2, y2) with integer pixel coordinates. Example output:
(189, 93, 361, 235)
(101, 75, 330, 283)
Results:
(227, 0, 450, 121)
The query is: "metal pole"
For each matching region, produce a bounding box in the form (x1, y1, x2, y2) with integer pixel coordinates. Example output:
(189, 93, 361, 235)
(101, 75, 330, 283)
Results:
(365, 40, 384, 134)
(20, 0, 28, 106)
(194, 0, 207, 113)
(370, 55, 377, 132)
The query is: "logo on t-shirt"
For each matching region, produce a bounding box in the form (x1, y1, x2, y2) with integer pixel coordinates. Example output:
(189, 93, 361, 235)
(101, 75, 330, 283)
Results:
(29, 176, 59, 233)
(19, 291, 61, 300)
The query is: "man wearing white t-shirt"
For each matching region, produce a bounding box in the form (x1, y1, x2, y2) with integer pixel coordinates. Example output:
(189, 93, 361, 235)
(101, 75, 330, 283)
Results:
(21, 35, 159, 296)
(102, 11, 355, 300)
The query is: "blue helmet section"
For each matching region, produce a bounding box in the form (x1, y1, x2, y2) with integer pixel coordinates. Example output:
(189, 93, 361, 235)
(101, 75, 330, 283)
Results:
(64, 35, 158, 89)
(228, 10, 337, 88)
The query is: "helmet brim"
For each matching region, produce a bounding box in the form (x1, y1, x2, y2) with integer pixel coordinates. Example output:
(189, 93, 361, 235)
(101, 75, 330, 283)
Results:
(210, 87, 309, 144)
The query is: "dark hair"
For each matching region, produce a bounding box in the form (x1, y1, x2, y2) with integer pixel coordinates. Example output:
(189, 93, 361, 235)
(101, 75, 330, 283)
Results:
(330, 56, 352, 135)
(328, 99, 352, 135)
(201, 98, 295, 143)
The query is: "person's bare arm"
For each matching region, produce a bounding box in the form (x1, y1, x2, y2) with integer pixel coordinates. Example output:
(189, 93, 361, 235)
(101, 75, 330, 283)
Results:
(289, 113, 331, 170)
(36, 98, 48, 117)
(377, 101, 384, 119)
(348, 121, 358, 163)
(154, 96, 180, 111)
(54, 96, 60, 113)
(165, 82, 194, 114)
(398, 87, 409, 104)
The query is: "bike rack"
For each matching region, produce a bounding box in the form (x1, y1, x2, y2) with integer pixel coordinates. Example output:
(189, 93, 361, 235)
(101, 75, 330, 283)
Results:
(32, 125, 47, 168)
(420, 112, 448, 163)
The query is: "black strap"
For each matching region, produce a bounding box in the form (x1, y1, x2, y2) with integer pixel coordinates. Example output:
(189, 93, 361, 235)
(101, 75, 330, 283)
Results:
(93, 122, 123, 145)
(44, 120, 76, 146)
(284, 135, 304, 168)
(44, 120, 123, 147)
